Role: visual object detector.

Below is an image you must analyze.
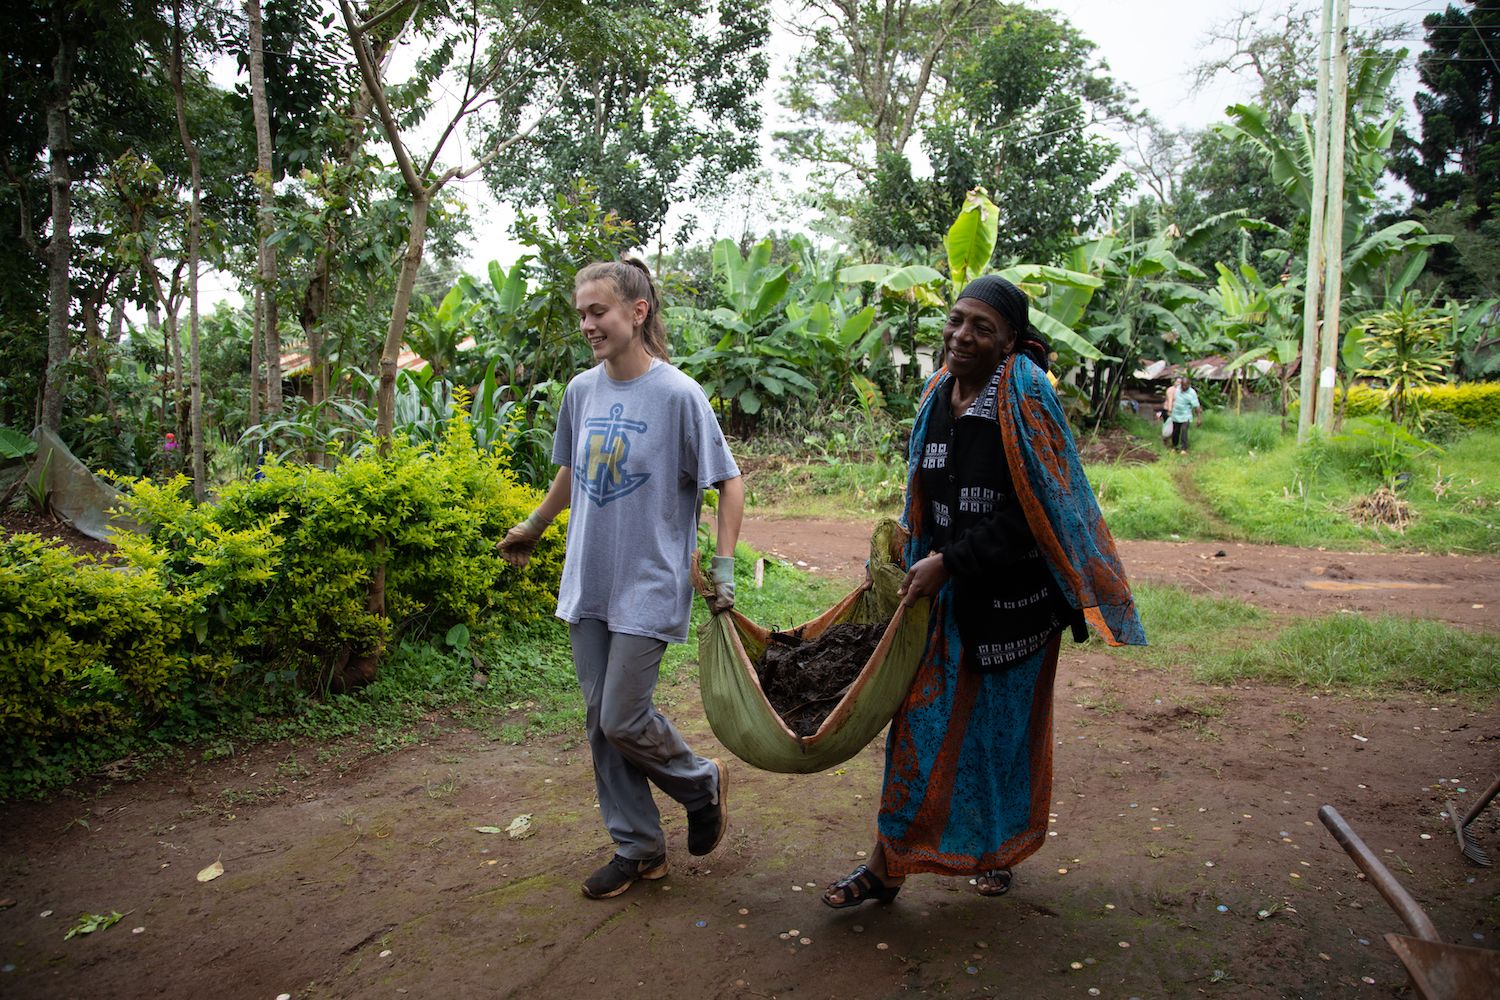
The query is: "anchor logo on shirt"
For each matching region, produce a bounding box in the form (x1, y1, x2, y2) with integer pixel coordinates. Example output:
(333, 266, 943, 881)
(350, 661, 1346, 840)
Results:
(579, 403, 650, 507)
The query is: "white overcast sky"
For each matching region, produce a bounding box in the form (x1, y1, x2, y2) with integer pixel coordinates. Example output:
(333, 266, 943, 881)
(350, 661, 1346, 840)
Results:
(200, 0, 1445, 309)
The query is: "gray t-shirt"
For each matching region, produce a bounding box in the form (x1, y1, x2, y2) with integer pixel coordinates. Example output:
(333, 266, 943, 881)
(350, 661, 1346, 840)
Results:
(552, 361, 740, 643)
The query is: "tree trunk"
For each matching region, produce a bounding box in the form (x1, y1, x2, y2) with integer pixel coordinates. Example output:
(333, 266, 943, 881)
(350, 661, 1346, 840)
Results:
(247, 0, 282, 414)
(40, 32, 78, 433)
(172, 0, 206, 500)
(80, 279, 119, 429)
(300, 241, 332, 405)
(298, 38, 384, 412)
(375, 192, 431, 440)
(170, 301, 186, 459)
(250, 288, 262, 428)
(107, 292, 126, 344)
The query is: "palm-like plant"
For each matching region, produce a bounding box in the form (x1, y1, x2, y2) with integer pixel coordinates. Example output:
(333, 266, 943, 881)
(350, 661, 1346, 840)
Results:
(1219, 262, 1302, 424)
(1354, 294, 1454, 426)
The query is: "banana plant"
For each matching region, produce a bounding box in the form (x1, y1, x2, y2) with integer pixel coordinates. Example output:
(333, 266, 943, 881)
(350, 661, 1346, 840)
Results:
(1219, 262, 1302, 423)
(942, 188, 1107, 365)
(712, 238, 795, 328)
(407, 283, 477, 383)
(1448, 297, 1500, 380)
(1216, 50, 1405, 247)
(1068, 210, 1241, 427)
(672, 238, 820, 428)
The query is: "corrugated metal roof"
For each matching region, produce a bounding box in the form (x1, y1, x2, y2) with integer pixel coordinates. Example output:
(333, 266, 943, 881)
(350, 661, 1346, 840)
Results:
(279, 338, 477, 378)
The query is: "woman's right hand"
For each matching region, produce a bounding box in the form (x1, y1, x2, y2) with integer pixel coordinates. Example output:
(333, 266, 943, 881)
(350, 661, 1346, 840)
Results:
(897, 552, 950, 606)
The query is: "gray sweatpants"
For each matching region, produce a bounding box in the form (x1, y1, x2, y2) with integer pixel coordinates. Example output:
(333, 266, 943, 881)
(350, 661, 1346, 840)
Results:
(569, 618, 718, 860)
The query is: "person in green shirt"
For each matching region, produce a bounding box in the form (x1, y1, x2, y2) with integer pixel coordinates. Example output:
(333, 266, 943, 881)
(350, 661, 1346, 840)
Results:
(1168, 375, 1202, 453)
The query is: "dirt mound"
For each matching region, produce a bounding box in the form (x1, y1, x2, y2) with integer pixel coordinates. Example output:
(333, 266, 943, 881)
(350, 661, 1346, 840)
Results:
(757, 622, 887, 736)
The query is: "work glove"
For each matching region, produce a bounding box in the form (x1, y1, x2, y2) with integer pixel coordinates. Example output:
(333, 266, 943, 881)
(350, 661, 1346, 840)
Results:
(706, 555, 736, 613)
(498, 509, 551, 568)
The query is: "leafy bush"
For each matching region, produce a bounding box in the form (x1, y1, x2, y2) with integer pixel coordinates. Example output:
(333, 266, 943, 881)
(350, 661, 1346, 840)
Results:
(0, 534, 207, 785)
(2, 413, 566, 797)
(116, 411, 563, 686)
(1337, 382, 1500, 428)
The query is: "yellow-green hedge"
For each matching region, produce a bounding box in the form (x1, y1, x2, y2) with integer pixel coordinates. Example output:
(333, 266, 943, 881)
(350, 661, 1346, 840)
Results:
(1338, 382, 1500, 427)
(3, 412, 563, 782)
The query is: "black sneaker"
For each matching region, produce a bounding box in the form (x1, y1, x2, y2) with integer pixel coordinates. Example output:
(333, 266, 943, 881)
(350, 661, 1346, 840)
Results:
(581, 853, 667, 899)
(687, 757, 728, 856)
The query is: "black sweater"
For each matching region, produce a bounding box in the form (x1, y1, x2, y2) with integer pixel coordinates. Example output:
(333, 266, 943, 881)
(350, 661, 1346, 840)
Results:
(918, 366, 1079, 670)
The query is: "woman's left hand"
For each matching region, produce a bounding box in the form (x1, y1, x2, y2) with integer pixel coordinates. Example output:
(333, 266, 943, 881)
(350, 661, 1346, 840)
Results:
(897, 552, 950, 606)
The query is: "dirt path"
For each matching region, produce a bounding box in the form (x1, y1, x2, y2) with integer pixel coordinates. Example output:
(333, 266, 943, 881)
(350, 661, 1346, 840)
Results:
(2, 522, 1498, 999)
(738, 515, 1500, 633)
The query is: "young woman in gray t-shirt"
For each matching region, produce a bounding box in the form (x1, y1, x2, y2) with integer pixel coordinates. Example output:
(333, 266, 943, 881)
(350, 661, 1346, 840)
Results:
(499, 259, 744, 900)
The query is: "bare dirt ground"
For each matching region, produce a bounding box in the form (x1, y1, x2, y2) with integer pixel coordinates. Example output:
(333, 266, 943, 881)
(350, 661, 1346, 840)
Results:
(739, 516, 1500, 633)
(2, 520, 1498, 1000)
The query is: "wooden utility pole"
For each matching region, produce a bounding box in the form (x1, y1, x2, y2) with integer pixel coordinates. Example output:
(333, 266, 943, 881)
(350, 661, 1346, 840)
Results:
(1297, 0, 1335, 443)
(1314, 0, 1352, 435)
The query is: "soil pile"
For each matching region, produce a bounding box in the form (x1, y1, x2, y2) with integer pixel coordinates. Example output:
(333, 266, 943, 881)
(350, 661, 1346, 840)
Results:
(756, 622, 887, 737)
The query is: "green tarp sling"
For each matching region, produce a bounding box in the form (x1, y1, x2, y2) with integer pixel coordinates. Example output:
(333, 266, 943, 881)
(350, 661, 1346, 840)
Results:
(696, 520, 931, 774)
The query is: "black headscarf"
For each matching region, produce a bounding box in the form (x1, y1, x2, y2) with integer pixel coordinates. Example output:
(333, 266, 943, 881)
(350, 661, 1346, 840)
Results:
(956, 274, 1052, 372)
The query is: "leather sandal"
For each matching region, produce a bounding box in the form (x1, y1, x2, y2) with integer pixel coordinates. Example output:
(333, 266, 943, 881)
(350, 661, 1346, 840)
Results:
(976, 868, 1012, 897)
(822, 864, 902, 909)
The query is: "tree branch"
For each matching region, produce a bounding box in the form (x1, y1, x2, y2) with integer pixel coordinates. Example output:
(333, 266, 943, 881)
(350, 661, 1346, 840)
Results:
(0, 149, 41, 259)
(340, 0, 425, 196)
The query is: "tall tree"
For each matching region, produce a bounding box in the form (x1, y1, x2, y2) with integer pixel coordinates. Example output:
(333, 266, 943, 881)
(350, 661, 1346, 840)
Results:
(171, 0, 207, 499)
(1390, 2, 1500, 297)
(338, 0, 600, 688)
(246, 0, 283, 415)
(778, 0, 988, 181)
(340, 0, 595, 441)
(852, 4, 1132, 264)
(483, 0, 771, 246)
(0, 1, 171, 432)
(917, 5, 1132, 263)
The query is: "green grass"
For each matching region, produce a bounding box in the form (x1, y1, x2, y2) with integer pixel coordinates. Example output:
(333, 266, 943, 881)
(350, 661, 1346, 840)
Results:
(1103, 583, 1267, 671)
(747, 407, 1497, 553)
(1198, 614, 1500, 694)
(1105, 583, 1498, 697)
(742, 453, 906, 518)
(1088, 462, 1215, 539)
(1086, 410, 1500, 553)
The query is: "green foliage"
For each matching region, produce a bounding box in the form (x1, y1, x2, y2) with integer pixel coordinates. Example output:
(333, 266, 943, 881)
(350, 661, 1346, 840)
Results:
(1352, 295, 1454, 425)
(117, 411, 563, 685)
(0, 426, 34, 460)
(919, 4, 1133, 265)
(1391, 5, 1500, 298)
(1336, 382, 1500, 429)
(0, 534, 200, 776)
(481, 0, 770, 245)
(1086, 462, 1213, 540)
(674, 235, 878, 429)
(64, 911, 124, 940)
(3, 410, 567, 797)
(1200, 614, 1499, 695)
(1330, 416, 1441, 487)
